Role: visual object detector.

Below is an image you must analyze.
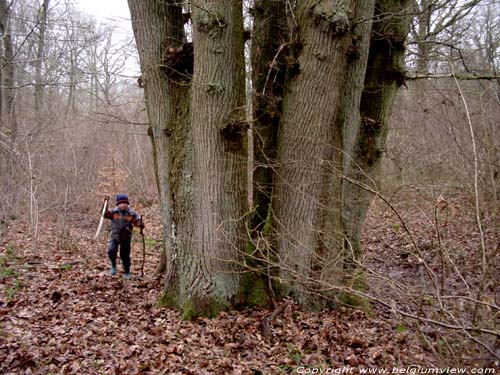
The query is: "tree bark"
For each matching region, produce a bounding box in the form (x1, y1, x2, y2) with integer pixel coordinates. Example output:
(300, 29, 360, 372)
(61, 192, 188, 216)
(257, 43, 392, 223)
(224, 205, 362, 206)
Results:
(247, 0, 289, 307)
(34, 0, 49, 137)
(272, 0, 374, 305)
(127, 0, 192, 298)
(342, 0, 412, 266)
(176, 0, 248, 318)
(0, 0, 16, 140)
(250, 0, 288, 233)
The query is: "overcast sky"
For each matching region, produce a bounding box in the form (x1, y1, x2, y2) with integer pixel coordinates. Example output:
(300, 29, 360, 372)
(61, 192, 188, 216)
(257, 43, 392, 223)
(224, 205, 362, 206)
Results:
(74, 0, 131, 24)
(73, 0, 140, 76)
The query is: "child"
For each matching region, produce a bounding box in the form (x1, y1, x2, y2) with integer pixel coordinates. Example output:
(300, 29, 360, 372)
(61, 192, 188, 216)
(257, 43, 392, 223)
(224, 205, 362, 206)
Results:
(104, 194, 144, 279)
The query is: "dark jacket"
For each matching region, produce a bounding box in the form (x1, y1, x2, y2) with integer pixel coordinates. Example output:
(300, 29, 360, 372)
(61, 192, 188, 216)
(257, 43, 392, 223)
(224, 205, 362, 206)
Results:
(104, 206, 142, 241)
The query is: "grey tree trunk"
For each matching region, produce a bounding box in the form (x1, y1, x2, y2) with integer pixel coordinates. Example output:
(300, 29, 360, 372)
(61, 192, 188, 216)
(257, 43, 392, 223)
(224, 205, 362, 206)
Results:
(34, 0, 49, 137)
(416, 0, 432, 73)
(246, 0, 289, 308)
(0, 0, 16, 140)
(342, 0, 412, 266)
(272, 0, 375, 305)
(250, 0, 288, 233)
(0, 0, 4, 123)
(65, 48, 77, 115)
(176, 0, 248, 318)
(127, 0, 192, 293)
(128, 0, 413, 314)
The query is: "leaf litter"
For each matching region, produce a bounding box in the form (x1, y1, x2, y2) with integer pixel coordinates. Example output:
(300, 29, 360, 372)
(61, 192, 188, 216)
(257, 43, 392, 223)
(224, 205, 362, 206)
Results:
(1, 193, 497, 374)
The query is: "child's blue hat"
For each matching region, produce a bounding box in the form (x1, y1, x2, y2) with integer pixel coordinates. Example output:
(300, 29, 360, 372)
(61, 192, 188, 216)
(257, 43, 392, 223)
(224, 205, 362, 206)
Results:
(116, 194, 129, 205)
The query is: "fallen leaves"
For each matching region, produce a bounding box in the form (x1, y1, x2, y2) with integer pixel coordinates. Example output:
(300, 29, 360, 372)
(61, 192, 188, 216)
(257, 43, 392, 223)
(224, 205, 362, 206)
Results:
(1, 193, 497, 373)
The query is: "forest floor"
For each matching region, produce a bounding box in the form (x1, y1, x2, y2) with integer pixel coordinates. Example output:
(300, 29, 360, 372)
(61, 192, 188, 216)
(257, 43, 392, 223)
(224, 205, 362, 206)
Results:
(0, 190, 498, 374)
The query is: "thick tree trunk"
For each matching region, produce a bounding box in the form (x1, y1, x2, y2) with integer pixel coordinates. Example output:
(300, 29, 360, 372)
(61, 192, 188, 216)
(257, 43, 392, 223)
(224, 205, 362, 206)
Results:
(342, 0, 412, 266)
(128, 0, 411, 314)
(127, 0, 192, 293)
(174, 0, 248, 318)
(247, 0, 289, 307)
(251, 0, 288, 233)
(272, 0, 374, 306)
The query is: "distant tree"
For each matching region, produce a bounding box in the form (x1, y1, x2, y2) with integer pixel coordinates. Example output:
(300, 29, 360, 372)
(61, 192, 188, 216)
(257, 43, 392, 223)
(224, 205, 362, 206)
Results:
(0, 0, 16, 140)
(34, 0, 49, 136)
(409, 0, 483, 74)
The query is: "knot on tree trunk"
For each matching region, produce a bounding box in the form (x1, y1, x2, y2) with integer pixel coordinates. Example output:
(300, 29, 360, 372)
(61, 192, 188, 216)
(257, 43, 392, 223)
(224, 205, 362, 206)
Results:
(161, 43, 193, 82)
(219, 112, 249, 153)
(384, 66, 406, 87)
(311, 2, 350, 35)
(284, 40, 303, 79)
(220, 120, 249, 141)
(361, 115, 381, 133)
(197, 10, 227, 39)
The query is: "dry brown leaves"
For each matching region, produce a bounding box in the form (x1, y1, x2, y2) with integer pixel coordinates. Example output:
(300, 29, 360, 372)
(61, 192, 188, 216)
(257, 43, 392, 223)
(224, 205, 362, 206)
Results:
(0, 200, 469, 374)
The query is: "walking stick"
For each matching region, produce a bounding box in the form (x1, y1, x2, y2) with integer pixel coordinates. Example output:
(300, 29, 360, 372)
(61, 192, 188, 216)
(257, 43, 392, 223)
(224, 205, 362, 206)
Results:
(94, 196, 109, 240)
(140, 215, 146, 277)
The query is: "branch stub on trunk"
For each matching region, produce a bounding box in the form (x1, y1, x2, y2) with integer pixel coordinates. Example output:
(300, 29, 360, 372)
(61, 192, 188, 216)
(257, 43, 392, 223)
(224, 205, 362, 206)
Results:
(311, 2, 350, 35)
(161, 43, 193, 82)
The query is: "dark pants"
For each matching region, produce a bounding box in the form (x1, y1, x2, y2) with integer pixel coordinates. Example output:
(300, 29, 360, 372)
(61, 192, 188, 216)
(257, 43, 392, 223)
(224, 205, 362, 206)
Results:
(107, 238, 131, 273)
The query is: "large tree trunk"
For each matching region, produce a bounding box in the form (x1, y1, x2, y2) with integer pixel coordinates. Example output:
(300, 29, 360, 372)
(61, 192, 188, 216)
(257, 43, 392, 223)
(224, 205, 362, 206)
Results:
(247, 0, 289, 307)
(250, 0, 288, 233)
(127, 0, 192, 292)
(128, 0, 412, 314)
(342, 0, 412, 266)
(272, 0, 375, 306)
(173, 0, 248, 318)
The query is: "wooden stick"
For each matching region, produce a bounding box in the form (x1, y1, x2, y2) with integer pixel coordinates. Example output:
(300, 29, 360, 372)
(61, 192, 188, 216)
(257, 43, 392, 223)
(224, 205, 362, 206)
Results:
(94, 196, 109, 240)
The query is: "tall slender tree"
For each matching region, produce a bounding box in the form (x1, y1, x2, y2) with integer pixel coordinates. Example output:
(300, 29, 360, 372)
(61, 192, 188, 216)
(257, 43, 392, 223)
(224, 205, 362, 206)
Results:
(34, 0, 49, 137)
(0, 0, 16, 140)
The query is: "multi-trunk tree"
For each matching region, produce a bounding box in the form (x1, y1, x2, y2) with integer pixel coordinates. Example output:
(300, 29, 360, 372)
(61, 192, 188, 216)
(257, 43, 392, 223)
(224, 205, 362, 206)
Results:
(128, 0, 412, 317)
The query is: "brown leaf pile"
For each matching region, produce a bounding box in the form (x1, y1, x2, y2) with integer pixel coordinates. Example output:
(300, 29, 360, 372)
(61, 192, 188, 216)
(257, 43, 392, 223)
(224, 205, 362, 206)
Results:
(0, 202, 454, 374)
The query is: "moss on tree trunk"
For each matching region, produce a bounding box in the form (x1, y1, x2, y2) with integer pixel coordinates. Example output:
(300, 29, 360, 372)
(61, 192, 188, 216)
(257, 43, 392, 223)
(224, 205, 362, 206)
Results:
(271, 0, 376, 307)
(130, 0, 413, 315)
(342, 0, 412, 269)
(170, 0, 247, 319)
(128, 0, 192, 302)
